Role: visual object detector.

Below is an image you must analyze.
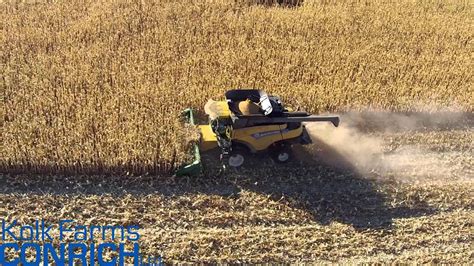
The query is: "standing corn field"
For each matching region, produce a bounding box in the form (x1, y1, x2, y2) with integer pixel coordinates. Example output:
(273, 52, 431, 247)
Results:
(1, 0, 472, 175)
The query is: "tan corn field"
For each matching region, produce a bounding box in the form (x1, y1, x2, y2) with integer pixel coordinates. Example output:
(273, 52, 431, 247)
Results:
(1, 1, 473, 263)
(1, 0, 473, 174)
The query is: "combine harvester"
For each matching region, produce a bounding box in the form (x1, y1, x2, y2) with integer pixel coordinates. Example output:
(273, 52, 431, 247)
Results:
(176, 89, 339, 176)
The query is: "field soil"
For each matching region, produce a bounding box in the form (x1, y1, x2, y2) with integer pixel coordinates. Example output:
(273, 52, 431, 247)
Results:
(1, 111, 472, 263)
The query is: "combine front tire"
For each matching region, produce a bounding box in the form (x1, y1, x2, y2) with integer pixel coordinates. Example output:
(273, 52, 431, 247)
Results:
(226, 146, 247, 168)
(228, 153, 245, 167)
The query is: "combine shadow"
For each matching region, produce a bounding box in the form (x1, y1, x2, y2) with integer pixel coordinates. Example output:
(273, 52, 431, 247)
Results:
(226, 136, 436, 229)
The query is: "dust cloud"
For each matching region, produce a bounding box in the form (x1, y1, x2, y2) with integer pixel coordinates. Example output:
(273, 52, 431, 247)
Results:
(303, 111, 473, 182)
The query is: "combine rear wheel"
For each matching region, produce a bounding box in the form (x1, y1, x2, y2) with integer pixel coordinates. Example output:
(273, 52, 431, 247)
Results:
(270, 144, 292, 164)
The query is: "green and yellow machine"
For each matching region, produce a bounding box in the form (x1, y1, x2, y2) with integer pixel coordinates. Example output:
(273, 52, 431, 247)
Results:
(176, 89, 340, 176)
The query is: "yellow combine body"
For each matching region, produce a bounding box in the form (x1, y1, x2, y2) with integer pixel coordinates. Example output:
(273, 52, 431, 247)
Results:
(198, 125, 218, 151)
(200, 123, 303, 152)
(176, 89, 339, 175)
(199, 99, 305, 153)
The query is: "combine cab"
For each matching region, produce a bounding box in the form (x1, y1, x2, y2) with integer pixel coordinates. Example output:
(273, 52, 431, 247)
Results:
(176, 89, 339, 175)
